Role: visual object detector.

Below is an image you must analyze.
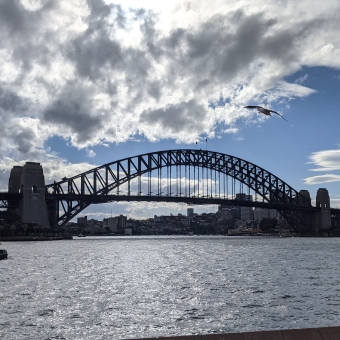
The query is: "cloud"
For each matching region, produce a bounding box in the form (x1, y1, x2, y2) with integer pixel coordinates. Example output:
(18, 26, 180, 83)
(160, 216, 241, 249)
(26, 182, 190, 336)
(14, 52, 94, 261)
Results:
(304, 149, 340, 185)
(308, 149, 340, 172)
(139, 99, 209, 143)
(224, 127, 239, 134)
(294, 74, 309, 85)
(0, 86, 23, 112)
(87, 149, 96, 158)
(1, 0, 340, 194)
(304, 174, 340, 185)
(42, 82, 107, 146)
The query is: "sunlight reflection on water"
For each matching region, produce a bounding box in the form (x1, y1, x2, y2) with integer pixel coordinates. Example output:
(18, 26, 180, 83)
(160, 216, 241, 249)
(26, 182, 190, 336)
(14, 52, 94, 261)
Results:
(1, 236, 340, 339)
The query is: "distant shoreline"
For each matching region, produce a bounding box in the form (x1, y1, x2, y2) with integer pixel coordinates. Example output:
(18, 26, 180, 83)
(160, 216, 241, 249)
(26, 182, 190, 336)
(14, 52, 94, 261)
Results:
(0, 236, 73, 242)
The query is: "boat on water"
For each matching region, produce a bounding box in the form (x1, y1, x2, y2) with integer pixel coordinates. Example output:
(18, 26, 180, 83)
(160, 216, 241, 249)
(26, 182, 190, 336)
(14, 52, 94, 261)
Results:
(0, 243, 8, 260)
(280, 232, 292, 238)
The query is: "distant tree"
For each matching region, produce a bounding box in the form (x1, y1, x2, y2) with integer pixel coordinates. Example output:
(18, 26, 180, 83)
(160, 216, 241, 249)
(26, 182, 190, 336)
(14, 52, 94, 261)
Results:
(260, 218, 277, 232)
(10, 224, 16, 236)
(33, 224, 39, 235)
(223, 219, 237, 230)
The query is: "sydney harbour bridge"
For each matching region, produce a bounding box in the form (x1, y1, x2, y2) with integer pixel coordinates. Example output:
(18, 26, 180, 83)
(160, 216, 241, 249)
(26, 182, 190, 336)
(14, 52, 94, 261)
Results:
(0, 149, 337, 234)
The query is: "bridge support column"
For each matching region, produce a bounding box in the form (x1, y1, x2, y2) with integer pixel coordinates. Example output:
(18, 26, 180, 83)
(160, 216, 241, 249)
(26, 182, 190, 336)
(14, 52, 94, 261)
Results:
(7, 166, 24, 216)
(9, 162, 50, 227)
(297, 190, 316, 233)
(316, 188, 331, 232)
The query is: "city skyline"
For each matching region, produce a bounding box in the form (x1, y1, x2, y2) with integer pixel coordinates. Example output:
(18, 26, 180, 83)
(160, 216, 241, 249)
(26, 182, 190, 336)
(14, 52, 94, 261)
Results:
(1, 0, 340, 221)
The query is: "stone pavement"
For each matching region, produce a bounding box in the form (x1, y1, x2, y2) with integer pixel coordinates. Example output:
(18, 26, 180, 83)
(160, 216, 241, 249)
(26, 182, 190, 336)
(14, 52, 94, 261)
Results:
(126, 326, 340, 340)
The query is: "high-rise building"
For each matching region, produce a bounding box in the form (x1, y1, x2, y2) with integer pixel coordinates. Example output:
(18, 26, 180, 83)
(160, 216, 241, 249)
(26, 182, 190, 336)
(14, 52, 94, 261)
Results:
(187, 208, 194, 217)
(107, 217, 117, 232)
(77, 216, 87, 228)
(107, 215, 127, 232)
(236, 193, 253, 221)
(254, 208, 280, 222)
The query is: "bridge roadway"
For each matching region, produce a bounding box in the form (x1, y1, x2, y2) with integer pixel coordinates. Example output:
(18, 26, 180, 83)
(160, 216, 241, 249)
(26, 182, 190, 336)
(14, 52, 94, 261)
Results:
(1, 192, 337, 213)
(44, 193, 317, 212)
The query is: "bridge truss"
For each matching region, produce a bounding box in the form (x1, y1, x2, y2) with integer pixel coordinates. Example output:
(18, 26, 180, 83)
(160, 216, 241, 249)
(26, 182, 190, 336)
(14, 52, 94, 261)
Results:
(45, 149, 314, 232)
(0, 193, 21, 210)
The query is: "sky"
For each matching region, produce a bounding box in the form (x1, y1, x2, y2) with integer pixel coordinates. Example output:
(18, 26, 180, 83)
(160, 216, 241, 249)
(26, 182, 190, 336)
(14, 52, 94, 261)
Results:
(1, 0, 340, 221)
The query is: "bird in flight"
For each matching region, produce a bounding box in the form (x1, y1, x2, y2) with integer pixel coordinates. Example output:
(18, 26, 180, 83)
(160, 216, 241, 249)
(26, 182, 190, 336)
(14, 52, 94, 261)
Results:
(244, 106, 288, 122)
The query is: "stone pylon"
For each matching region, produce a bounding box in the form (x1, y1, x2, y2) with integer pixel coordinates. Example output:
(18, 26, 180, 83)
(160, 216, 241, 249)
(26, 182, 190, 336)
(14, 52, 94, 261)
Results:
(316, 188, 331, 231)
(8, 162, 49, 227)
(8, 166, 23, 193)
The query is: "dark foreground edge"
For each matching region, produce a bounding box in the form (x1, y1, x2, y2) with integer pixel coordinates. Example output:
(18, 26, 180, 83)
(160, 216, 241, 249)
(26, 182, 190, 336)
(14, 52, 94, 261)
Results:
(125, 326, 340, 340)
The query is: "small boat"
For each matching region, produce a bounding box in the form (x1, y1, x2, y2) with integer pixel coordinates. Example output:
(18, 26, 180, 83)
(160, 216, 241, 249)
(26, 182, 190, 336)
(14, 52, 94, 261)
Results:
(280, 232, 292, 238)
(0, 243, 8, 260)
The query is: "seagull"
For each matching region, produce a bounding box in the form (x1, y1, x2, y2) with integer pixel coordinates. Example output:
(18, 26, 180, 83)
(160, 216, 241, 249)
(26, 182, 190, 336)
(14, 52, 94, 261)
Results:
(244, 106, 288, 122)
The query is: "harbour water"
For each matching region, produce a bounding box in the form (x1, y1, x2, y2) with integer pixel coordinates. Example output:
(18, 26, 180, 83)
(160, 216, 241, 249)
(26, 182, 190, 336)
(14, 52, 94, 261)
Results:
(1, 236, 340, 340)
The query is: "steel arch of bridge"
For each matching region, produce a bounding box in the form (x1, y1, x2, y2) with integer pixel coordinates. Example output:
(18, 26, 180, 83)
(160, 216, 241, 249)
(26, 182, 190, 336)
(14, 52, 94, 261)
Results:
(45, 149, 312, 230)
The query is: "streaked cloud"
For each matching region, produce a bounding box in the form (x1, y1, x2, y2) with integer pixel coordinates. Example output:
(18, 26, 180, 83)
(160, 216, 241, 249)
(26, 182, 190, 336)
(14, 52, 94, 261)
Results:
(294, 74, 309, 85)
(304, 174, 340, 185)
(308, 149, 340, 172)
(304, 149, 340, 185)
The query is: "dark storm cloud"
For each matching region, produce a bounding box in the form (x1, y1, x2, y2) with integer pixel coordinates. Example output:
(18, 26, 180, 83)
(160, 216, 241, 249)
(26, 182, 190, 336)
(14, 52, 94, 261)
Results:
(0, 86, 22, 112)
(12, 127, 37, 154)
(147, 81, 161, 100)
(63, 2, 124, 80)
(215, 13, 274, 78)
(158, 11, 322, 84)
(64, 2, 154, 81)
(159, 12, 273, 80)
(0, 0, 57, 74)
(0, 0, 29, 35)
(66, 35, 123, 80)
(139, 13, 163, 59)
(261, 17, 322, 63)
(140, 99, 207, 133)
(43, 87, 105, 145)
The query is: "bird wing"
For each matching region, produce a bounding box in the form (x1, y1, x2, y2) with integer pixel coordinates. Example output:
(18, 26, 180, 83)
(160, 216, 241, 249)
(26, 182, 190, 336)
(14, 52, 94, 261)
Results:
(270, 110, 288, 122)
(244, 106, 288, 122)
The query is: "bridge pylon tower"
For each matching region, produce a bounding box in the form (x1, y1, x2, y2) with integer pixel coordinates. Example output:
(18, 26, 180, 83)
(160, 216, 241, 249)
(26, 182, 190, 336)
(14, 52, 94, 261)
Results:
(8, 162, 49, 227)
(315, 188, 331, 232)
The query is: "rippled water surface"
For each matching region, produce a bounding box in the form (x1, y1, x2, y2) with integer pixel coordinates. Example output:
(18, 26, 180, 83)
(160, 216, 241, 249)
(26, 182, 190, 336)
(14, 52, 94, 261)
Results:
(1, 236, 340, 339)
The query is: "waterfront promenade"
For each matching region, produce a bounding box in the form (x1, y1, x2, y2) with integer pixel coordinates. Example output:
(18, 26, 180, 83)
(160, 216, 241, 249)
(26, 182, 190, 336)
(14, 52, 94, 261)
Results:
(127, 326, 340, 340)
